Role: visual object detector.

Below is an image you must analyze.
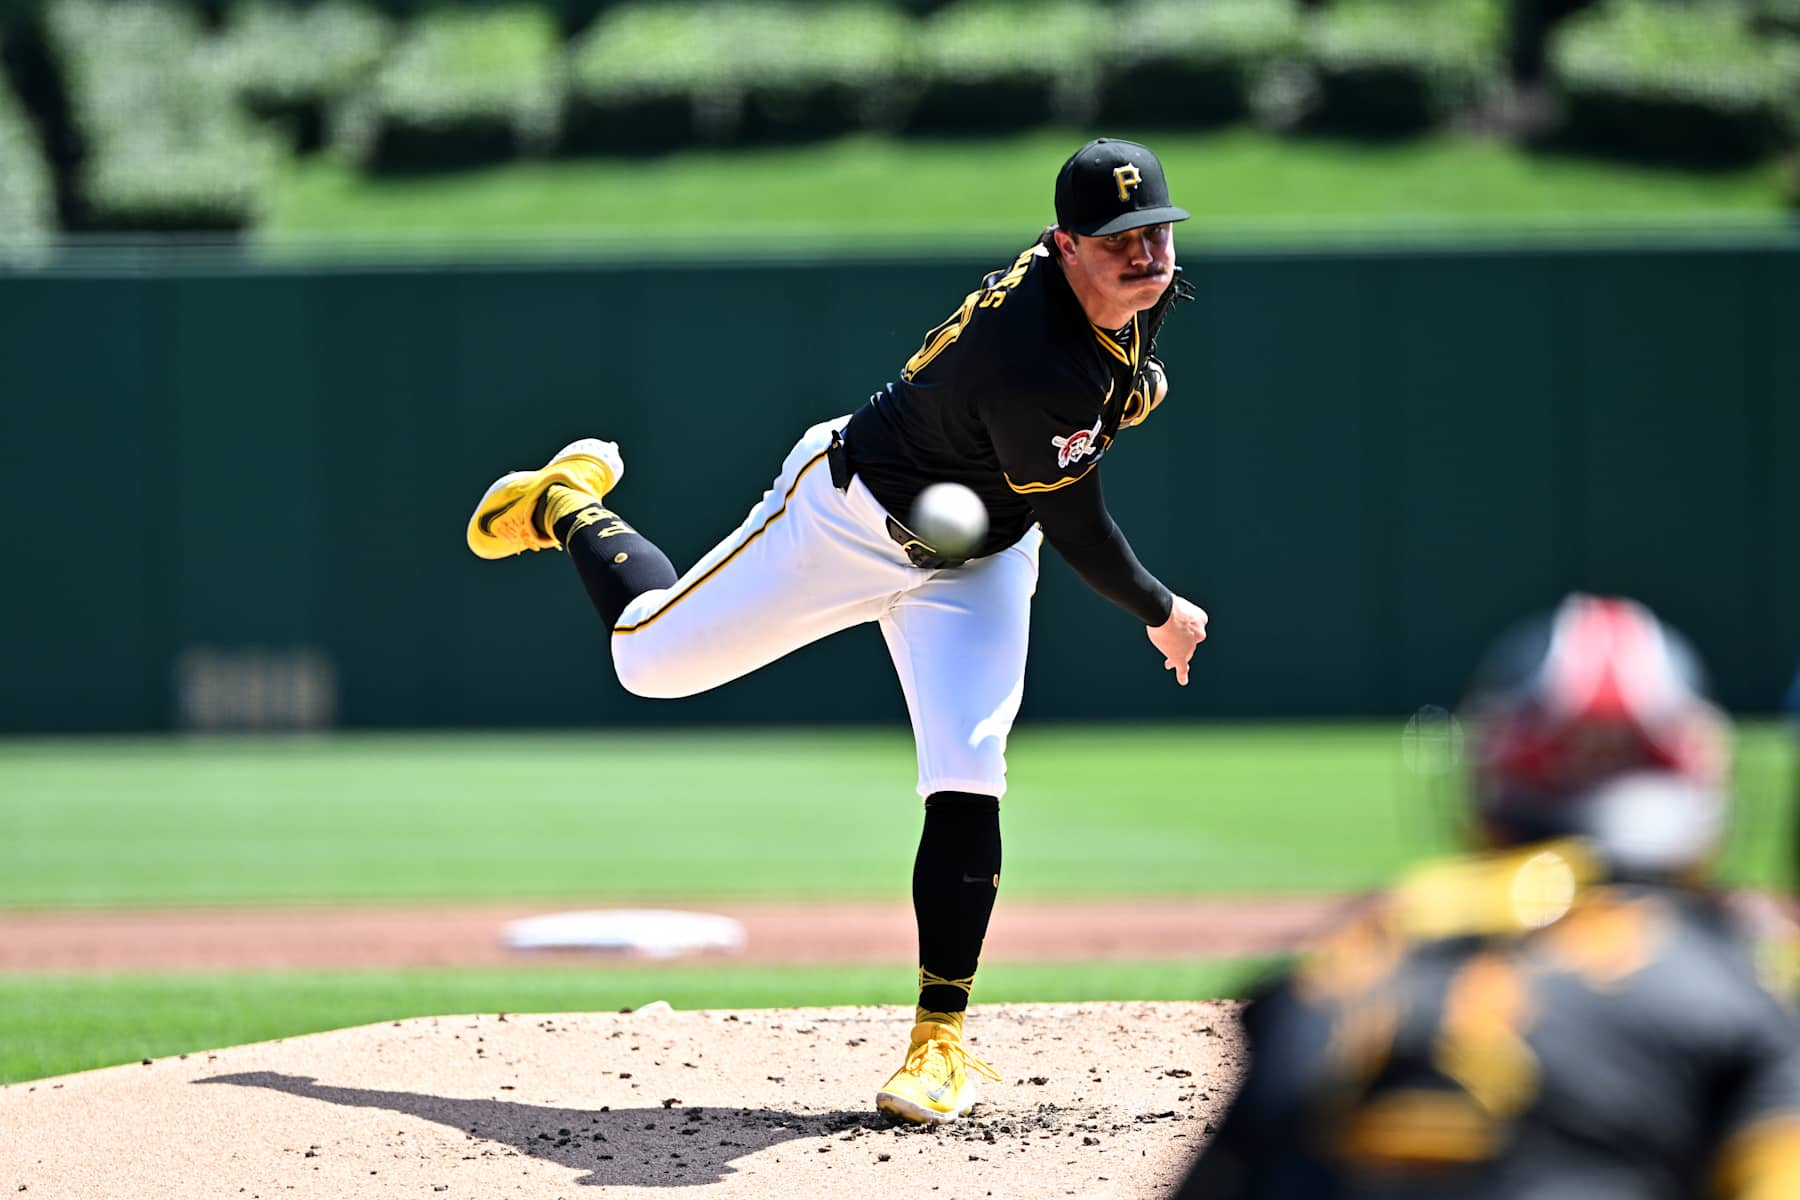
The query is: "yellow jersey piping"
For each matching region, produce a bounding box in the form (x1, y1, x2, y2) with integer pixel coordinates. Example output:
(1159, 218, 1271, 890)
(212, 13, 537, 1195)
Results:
(614, 449, 830, 635)
(1005, 460, 1099, 494)
(1090, 313, 1142, 369)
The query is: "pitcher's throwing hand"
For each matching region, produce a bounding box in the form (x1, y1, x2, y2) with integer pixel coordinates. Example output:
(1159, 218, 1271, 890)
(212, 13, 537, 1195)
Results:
(1149, 596, 1209, 686)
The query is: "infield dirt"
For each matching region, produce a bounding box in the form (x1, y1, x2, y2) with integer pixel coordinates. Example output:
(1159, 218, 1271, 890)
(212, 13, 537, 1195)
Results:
(0, 896, 1326, 1195)
(1, 1001, 1245, 1199)
(0, 896, 1345, 970)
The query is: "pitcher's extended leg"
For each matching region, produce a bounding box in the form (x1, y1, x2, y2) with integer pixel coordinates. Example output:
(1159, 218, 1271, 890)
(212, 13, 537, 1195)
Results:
(474, 422, 910, 700)
(607, 426, 913, 698)
(543, 486, 678, 628)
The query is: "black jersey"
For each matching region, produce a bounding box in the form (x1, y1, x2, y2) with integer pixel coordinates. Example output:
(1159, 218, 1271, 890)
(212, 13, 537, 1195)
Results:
(842, 240, 1183, 624)
(1177, 843, 1800, 1200)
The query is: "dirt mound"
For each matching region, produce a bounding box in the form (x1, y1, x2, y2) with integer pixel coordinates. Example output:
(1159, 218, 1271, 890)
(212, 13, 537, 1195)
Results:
(0, 1001, 1244, 1199)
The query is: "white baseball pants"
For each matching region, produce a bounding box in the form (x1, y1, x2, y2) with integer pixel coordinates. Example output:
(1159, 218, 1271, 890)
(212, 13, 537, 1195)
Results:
(611, 417, 1042, 799)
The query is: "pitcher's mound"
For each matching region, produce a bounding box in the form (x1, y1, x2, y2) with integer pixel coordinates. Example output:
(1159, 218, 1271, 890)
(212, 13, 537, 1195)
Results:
(1, 1001, 1244, 1199)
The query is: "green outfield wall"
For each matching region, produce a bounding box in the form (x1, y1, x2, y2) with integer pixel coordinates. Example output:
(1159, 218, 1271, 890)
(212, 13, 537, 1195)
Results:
(3, 238, 1796, 732)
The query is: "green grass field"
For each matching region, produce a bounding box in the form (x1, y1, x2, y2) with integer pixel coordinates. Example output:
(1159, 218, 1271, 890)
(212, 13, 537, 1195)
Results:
(261, 128, 1792, 259)
(0, 959, 1277, 1084)
(2, 723, 1791, 1083)
(4, 724, 1791, 908)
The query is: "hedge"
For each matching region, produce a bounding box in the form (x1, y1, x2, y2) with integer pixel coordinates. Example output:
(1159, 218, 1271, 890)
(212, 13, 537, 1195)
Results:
(343, 4, 562, 171)
(567, 2, 914, 152)
(1749, 0, 1800, 39)
(198, 0, 603, 33)
(736, 3, 916, 142)
(1102, 0, 1304, 129)
(1299, 0, 1508, 135)
(565, 3, 752, 151)
(215, 1, 391, 154)
(0, 35, 54, 258)
(45, 0, 273, 232)
(1552, 0, 1800, 165)
(905, 0, 1108, 134)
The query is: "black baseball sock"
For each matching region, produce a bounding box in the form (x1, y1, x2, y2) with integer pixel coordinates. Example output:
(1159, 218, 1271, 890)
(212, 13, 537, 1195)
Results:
(912, 791, 1002, 1031)
(549, 496, 678, 630)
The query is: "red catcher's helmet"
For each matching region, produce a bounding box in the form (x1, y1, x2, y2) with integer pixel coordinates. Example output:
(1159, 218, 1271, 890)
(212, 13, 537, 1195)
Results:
(1465, 594, 1729, 872)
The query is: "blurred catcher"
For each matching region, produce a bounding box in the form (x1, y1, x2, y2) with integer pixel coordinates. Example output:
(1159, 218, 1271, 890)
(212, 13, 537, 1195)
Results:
(465, 138, 1209, 1123)
(1176, 594, 1800, 1199)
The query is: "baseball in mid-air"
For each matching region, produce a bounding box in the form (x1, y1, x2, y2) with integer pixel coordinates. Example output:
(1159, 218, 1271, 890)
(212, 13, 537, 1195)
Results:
(910, 482, 988, 559)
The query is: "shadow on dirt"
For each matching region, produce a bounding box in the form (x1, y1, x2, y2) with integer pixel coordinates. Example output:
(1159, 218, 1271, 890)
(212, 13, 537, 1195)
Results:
(197, 1071, 882, 1188)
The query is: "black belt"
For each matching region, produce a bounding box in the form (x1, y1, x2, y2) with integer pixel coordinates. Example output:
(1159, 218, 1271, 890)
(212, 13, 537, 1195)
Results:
(884, 515, 968, 571)
(827, 431, 969, 571)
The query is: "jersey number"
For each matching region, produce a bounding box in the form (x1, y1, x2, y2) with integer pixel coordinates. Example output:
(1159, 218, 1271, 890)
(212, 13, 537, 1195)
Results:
(901, 245, 1038, 381)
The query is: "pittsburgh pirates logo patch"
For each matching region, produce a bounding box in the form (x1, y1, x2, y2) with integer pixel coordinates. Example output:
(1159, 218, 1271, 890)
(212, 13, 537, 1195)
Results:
(1052, 415, 1106, 470)
(1113, 164, 1142, 201)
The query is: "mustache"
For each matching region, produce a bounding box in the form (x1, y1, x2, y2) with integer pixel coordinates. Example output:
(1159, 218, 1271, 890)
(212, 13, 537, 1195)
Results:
(1122, 264, 1171, 281)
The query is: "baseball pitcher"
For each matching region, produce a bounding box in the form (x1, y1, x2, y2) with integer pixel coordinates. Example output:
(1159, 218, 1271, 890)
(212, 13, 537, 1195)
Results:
(466, 138, 1210, 1124)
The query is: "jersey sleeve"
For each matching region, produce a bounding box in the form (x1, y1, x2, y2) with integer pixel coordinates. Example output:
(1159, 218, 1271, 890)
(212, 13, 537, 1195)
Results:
(975, 359, 1174, 623)
(977, 359, 1112, 498)
(1028, 469, 1173, 625)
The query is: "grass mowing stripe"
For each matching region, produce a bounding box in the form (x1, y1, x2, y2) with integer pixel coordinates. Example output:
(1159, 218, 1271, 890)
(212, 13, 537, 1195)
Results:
(2, 724, 1791, 907)
(0, 960, 1277, 1084)
(260, 128, 1789, 259)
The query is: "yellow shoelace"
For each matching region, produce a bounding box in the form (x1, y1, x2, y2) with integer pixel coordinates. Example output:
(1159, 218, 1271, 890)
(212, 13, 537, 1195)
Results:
(901, 1035, 1002, 1083)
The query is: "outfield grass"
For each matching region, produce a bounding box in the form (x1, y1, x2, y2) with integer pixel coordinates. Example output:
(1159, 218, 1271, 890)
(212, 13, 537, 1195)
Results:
(1, 722, 1789, 1086)
(0, 959, 1275, 1084)
(261, 128, 1791, 259)
(1, 724, 1791, 908)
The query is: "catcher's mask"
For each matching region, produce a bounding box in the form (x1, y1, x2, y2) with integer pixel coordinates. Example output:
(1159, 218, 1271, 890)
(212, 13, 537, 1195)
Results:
(1464, 594, 1729, 877)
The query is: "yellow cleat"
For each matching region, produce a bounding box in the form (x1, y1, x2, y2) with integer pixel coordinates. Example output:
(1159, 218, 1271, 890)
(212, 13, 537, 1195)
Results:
(466, 438, 623, 560)
(875, 1021, 1001, 1125)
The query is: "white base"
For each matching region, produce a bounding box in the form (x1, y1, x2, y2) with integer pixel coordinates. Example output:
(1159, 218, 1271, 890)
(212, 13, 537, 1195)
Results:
(502, 909, 745, 959)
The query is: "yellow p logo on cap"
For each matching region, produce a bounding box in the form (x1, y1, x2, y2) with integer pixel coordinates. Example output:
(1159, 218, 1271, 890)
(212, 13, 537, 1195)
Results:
(1113, 164, 1142, 201)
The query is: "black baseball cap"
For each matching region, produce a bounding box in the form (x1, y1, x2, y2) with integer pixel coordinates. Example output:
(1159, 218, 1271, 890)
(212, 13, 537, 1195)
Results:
(1053, 138, 1190, 237)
